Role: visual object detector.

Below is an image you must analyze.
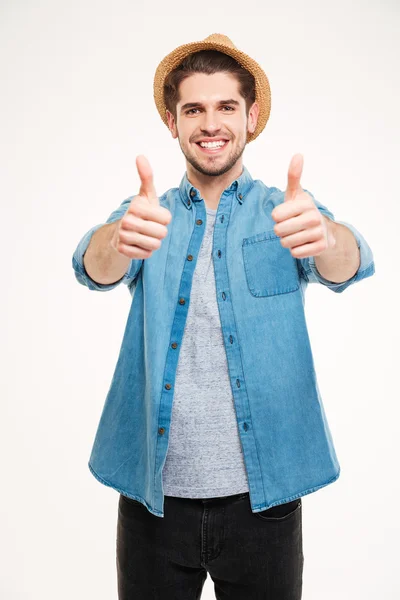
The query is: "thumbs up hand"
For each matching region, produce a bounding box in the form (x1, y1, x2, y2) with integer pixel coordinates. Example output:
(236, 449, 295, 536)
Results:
(271, 154, 336, 258)
(111, 155, 172, 260)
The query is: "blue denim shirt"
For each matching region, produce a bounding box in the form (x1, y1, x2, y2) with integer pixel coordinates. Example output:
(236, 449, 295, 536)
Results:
(72, 165, 375, 518)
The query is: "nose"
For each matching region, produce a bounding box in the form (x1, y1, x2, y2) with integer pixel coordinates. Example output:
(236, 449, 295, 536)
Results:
(200, 109, 222, 135)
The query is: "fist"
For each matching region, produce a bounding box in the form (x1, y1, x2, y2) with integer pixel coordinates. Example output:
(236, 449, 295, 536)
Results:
(111, 155, 172, 260)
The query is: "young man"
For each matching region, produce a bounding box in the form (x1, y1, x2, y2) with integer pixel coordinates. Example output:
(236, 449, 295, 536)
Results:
(72, 34, 375, 600)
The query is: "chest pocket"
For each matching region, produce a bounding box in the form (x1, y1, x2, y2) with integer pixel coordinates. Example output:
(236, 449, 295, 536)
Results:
(242, 230, 300, 297)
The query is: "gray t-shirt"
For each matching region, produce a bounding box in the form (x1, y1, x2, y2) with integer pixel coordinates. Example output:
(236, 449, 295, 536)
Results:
(162, 207, 250, 498)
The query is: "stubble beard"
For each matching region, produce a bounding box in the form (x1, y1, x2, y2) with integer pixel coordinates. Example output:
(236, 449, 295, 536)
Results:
(178, 131, 247, 178)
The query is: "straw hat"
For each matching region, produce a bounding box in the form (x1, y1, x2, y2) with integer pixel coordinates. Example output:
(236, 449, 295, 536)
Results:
(153, 33, 271, 143)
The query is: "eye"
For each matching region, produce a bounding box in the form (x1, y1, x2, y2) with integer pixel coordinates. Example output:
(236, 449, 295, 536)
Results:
(185, 105, 235, 115)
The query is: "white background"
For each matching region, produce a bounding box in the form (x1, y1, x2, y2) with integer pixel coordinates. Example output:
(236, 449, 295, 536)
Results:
(1, 0, 398, 598)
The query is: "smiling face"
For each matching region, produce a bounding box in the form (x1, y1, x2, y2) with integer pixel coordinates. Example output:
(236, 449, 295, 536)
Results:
(166, 72, 259, 178)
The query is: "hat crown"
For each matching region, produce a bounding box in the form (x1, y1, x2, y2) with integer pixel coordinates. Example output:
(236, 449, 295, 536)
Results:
(203, 33, 237, 49)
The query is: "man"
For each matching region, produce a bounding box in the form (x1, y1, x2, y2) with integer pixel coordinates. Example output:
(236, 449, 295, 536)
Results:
(72, 34, 375, 600)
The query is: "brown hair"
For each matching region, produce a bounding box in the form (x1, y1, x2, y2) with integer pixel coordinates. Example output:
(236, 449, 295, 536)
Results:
(163, 50, 256, 122)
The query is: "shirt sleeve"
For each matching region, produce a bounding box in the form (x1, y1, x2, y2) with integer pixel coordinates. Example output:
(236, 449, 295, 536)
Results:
(72, 196, 143, 291)
(296, 190, 375, 293)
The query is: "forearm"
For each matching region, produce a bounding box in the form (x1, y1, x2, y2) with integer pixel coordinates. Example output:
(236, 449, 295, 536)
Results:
(83, 220, 131, 285)
(314, 216, 360, 283)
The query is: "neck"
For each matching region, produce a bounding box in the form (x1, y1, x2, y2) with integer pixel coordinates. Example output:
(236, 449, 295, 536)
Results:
(186, 159, 244, 205)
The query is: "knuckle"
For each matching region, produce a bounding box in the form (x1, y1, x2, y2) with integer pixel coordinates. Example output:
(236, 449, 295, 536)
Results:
(320, 239, 328, 250)
(130, 197, 146, 214)
(129, 204, 141, 217)
(159, 207, 172, 224)
(129, 245, 152, 259)
(315, 240, 326, 253)
(309, 212, 321, 227)
(138, 248, 153, 258)
(121, 213, 138, 229)
(136, 233, 161, 251)
(118, 228, 132, 244)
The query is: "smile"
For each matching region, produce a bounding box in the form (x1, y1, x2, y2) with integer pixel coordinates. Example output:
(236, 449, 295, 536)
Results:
(195, 140, 230, 154)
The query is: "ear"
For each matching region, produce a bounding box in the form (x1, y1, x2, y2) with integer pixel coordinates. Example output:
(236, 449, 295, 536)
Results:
(247, 101, 260, 135)
(166, 110, 178, 139)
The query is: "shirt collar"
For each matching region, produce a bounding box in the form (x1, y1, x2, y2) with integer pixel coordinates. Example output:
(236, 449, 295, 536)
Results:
(179, 165, 254, 209)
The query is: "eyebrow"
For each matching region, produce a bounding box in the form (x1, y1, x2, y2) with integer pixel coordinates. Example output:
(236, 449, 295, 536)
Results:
(180, 99, 240, 113)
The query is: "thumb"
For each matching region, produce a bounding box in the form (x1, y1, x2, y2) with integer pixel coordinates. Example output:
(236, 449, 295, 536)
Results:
(136, 155, 159, 205)
(285, 153, 303, 202)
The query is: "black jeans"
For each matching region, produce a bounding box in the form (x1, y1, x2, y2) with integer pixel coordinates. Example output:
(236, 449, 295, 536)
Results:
(116, 491, 303, 599)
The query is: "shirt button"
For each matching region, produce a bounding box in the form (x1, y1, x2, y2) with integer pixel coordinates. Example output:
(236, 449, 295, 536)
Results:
(217, 250, 221, 258)
(190, 190, 196, 197)
(238, 193, 243, 200)
(187, 255, 193, 261)
(165, 383, 171, 390)
(179, 298, 185, 305)
(196, 219, 203, 225)
(171, 342, 178, 349)
(159, 427, 165, 435)
(188, 199, 191, 206)
(222, 291, 226, 300)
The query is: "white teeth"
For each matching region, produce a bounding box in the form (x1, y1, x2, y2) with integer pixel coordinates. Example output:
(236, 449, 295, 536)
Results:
(199, 140, 227, 148)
